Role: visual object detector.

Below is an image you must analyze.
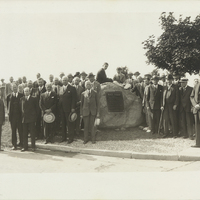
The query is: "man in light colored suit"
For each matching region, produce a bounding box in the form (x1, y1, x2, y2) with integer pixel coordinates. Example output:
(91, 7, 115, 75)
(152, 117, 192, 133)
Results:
(6, 76, 14, 96)
(73, 77, 84, 136)
(80, 81, 99, 144)
(190, 72, 200, 147)
(0, 90, 5, 151)
(52, 77, 62, 134)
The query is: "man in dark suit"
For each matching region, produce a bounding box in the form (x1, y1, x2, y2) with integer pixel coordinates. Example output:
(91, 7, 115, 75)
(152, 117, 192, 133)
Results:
(0, 90, 5, 151)
(7, 84, 23, 150)
(20, 87, 38, 152)
(179, 78, 194, 139)
(146, 75, 163, 134)
(80, 81, 100, 144)
(59, 76, 77, 143)
(161, 74, 179, 138)
(35, 78, 46, 139)
(96, 62, 113, 84)
(73, 77, 84, 136)
(80, 71, 87, 90)
(40, 83, 57, 144)
(52, 77, 62, 134)
(190, 74, 200, 147)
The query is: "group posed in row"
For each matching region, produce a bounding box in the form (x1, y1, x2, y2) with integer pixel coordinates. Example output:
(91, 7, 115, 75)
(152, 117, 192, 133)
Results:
(130, 71, 200, 148)
(0, 62, 115, 151)
(0, 62, 200, 151)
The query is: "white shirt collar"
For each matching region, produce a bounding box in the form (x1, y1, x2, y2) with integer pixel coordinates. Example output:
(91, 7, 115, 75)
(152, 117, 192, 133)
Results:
(12, 92, 18, 97)
(26, 95, 30, 100)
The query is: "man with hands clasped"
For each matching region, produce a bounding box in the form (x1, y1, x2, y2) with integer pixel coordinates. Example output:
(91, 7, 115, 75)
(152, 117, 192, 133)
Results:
(80, 81, 100, 144)
(39, 83, 57, 144)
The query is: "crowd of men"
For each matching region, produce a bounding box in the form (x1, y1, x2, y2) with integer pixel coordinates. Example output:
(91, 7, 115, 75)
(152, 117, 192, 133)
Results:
(0, 62, 200, 152)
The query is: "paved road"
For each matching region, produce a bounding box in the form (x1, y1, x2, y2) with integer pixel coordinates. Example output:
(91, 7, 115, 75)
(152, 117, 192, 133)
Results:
(0, 149, 200, 199)
(0, 148, 200, 172)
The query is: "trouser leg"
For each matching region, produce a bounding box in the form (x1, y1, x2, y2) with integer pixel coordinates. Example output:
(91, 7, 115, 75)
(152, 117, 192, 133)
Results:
(163, 105, 170, 135)
(181, 110, 187, 137)
(83, 116, 89, 142)
(22, 123, 28, 150)
(195, 112, 200, 146)
(29, 122, 36, 149)
(66, 112, 75, 141)
(11, 121, 17, 147)
(61, 110, 67, 140)
(0, 125, 2, 149)
(17, 120, 23, 146)
(186, 112, 194, 138)
(89, 114, 96, 142)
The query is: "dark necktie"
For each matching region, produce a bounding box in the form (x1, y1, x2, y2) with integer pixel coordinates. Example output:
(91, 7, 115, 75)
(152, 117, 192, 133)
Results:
(55, 87, 57, 94)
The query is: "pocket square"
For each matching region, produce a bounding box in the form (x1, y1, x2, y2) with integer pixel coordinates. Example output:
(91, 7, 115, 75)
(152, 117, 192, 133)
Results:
(51, 96, 54, 98)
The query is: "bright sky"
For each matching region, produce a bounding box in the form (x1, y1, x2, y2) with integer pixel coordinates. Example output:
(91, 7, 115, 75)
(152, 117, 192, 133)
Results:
(0, 0, 200, 84)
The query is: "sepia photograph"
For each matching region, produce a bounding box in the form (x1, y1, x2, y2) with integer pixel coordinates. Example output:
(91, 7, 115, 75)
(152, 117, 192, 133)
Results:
(0, 0, 200, 199)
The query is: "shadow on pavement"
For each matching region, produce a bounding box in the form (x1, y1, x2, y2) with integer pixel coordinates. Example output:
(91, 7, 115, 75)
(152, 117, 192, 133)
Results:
(2, 148, 97, 161)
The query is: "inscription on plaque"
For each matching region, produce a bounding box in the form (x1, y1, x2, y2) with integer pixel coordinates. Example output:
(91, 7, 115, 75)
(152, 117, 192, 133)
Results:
(106, 91, 124, 112)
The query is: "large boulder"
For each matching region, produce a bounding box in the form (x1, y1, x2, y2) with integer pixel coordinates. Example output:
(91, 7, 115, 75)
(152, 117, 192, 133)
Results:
(99, 82, 144, 128)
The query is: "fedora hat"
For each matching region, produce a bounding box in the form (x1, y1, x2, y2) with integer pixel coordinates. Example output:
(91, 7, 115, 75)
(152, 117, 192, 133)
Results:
(80, 71, 87, 76)
(180, 78, 188, 83)
(87, 72, 95, 78)
(74, 72, 80, 77)
(68, 112, 77, 122)
(151, 75, 160, 80)
(43, 113, 55, 123)
(133, 71, 140, 76)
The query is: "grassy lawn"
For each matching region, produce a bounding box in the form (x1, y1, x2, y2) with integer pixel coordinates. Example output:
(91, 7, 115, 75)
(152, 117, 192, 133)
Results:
(1, 118, 194, 154)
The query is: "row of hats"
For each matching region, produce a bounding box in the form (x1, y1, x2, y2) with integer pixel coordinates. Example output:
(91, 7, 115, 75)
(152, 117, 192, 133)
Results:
(60, 71, 93, 78)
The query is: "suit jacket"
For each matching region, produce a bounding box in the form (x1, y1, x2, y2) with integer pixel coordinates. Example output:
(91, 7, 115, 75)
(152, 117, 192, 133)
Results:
(80, 89, 99, 117)
(6, 82, 14, 96)
(39, 91, 57, 115)
(20, 96, 38, 123)
(190, 83, 200, 114)
(0, 99, 5, 125)
(7, 93, 24, 122)
(146, 84, 163, 110)
(162, 84, 179, 107)
(96, 68, 107, 84)
(52, 84, 62, 96)
(59, 84, 77, 113)
(179, 86, 193, 113)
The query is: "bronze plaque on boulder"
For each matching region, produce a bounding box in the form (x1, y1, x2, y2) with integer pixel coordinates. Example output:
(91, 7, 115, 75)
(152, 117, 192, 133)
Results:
(105, 91, 124, 112)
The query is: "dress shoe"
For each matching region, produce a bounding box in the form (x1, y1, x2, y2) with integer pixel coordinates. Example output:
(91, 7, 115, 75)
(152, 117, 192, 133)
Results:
(11, 146, 17, 150)
(21, 148, 27, 152)
(183, 136, 188, 139)
(173, 136, 177, 139)
(92, 141, 96, 144)
(0, 149, 4, 151)
(189, 137, 194, 140)
(44, 141, 48, 144)
(162, 134, 168, 138)
(31, 148, 35, 152)
(17, 143, 21, 147)
(67, 140, 73, 144)
(191, 145, 200, 148)
(83, 140, 89, 144)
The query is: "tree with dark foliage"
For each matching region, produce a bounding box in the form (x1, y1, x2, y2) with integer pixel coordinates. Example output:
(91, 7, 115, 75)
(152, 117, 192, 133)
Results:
(143, 12, 200, 75)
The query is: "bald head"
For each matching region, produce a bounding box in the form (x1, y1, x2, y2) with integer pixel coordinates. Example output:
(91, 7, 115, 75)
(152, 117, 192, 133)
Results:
(24, 87, 30, 97)
(62, 76, 68, 86)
